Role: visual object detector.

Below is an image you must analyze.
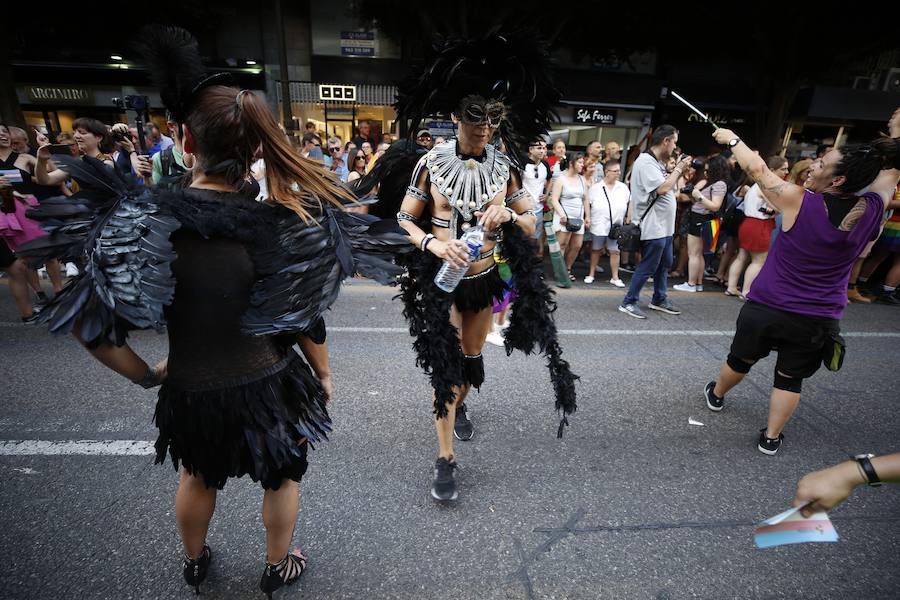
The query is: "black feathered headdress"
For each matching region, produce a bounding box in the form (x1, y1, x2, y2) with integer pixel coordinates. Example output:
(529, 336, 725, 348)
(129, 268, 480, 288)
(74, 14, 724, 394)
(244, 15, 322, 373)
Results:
(395, 32, 560, 167)
(131, 25, 234, 123)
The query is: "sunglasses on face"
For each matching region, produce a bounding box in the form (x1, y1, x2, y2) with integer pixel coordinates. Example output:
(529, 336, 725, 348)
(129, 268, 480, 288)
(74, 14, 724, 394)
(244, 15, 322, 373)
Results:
(329, 147, 341, 152)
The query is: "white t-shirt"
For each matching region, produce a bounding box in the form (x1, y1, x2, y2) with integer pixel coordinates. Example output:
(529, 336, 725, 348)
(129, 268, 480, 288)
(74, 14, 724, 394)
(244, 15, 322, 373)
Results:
(742, 183, 775, 220)
(589, 180, 630, 236)
(521, 161, 549, 212)
(630, 152, 676, 240)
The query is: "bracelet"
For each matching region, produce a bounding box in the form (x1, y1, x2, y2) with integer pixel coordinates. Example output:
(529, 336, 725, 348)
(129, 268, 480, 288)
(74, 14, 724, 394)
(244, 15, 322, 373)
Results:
(504, 207, 518, 224)
(135, 365, 161, 389)
(420, 233, 435, 252)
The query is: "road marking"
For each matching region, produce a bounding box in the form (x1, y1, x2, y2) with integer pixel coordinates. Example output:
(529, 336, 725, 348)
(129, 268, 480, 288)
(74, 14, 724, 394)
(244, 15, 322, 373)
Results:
(329, 327, 900, 338)
(3, 321, 898, 338)
(0, 440, 155, 456)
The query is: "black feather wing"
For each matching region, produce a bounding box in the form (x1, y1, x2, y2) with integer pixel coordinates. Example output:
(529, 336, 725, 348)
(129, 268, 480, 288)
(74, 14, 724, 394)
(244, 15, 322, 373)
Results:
(241, 206, 413, 337)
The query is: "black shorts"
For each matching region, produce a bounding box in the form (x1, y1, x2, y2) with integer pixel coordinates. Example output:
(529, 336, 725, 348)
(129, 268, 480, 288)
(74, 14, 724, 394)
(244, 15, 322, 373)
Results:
(687, 212, 716, 236)
(0, 239, 15, 269)
(730, 301, 839, 378)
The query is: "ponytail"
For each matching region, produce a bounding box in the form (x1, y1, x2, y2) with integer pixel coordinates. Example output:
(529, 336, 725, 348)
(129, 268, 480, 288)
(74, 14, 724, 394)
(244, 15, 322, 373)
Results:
(834, 135, 900, 194)
(238, 91, 355, 220)
(186, 85, 354, 222)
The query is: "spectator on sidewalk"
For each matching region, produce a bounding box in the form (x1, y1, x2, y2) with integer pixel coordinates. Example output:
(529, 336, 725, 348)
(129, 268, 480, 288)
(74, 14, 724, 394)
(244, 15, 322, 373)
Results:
(548, 138, 566, 172)
(301, 132, 323, 163)
(549, 152, 590, 281)
(619, 125, 691, 319)
(675, 155, 728, 292)
(416, 130, 433, 150)
(725, 156, 786, 299)
(585, 160, 629, 287)
(703, 111, 900, 456)
(586, 141, 603, 183)
(8, 127, 33, 155)
(521, 140, 551, 258)
(351, 120, 372, 149)
(151, 114, 189, 190)
(603, 141, 622, 166)
(346, 148, 367, 183)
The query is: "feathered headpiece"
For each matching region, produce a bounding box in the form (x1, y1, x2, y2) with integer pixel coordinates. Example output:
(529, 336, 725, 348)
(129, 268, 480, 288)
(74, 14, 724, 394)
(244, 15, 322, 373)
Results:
(395, 32, 560, 167)
(131, 25, 233, 123)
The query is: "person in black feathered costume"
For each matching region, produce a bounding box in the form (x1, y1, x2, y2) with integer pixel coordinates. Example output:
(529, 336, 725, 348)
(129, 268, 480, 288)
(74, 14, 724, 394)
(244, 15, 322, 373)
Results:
(16, 25, 411, 598)
(355, 32, 578, 504)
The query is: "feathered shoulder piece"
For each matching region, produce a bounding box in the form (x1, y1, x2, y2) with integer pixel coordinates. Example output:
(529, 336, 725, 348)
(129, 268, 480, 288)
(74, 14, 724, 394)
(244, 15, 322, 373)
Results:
(395, 32, 560, 168)
(132, 25, 232, 122)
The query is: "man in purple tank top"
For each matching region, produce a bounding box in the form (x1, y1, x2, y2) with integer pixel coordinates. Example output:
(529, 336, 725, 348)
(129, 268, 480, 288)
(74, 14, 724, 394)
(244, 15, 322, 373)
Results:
(699, 109, 900, 455)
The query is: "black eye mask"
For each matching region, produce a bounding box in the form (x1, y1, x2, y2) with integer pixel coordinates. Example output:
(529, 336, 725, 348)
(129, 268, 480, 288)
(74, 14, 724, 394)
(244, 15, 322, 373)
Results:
(457, 95, 506, 127)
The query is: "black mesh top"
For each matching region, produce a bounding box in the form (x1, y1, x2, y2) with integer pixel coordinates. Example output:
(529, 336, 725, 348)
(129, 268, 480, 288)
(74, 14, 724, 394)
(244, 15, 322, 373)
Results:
(164, 188, 289, 391)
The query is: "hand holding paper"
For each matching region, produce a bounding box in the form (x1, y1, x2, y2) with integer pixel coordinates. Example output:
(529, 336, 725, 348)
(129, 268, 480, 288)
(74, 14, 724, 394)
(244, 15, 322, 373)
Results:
(753, 504, 838, 549)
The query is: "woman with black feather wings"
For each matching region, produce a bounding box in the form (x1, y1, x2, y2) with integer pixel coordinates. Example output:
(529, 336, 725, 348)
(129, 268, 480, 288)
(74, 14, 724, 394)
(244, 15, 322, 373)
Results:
(357, 33, 578, 504)
(16, 26, 410, 598)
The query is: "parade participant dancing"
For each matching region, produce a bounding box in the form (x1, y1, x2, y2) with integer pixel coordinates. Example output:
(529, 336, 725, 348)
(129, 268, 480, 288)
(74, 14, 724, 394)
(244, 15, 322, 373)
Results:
(702, 108, 900, 455)
(359, 34, 578, 502)
(17, 26, 410, 598)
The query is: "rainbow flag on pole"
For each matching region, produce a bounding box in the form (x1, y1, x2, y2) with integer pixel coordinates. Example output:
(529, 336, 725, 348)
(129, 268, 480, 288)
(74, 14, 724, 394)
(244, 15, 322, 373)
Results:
(753, 505, 839, 549)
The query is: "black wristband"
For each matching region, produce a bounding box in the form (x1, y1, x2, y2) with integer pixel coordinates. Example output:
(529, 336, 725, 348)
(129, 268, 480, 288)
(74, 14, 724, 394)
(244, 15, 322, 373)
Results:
(853, 454, 882, 487)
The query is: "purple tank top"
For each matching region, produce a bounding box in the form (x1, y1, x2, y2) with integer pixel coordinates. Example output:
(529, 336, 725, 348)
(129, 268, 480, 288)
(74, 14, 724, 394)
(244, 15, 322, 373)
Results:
(748, 190, 883, 319)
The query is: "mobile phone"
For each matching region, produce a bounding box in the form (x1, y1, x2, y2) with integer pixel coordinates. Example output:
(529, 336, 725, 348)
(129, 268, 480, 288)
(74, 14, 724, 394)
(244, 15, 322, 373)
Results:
(47, 144, 74, 155)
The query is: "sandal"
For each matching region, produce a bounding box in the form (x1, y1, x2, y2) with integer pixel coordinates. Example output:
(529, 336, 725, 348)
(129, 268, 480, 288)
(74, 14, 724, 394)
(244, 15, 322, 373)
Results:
(724, 290, 740, 297)
(183, 544, 212, 595)
(260, 548, 308, 599)
(568, 272, 576, 281)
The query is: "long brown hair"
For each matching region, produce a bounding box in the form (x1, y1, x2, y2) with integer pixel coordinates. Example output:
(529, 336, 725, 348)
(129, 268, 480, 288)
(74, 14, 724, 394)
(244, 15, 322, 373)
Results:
(187, 85, 354, 221)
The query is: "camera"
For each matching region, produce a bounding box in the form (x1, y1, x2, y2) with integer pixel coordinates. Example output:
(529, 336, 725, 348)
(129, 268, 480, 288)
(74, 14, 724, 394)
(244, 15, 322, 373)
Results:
(680, 184, 695, 194)
(112, 95, 150, 112)
(691, 158, 706, 170)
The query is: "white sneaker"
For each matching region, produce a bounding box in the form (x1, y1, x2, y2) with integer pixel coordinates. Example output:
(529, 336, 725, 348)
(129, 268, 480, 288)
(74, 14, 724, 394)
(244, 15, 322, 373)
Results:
(485, 331, 505, 347)
(674, 282, 698, 292)
(609, 278, 625, 288)
(583, 276, 595, 284)
(65, 262, 79, 277)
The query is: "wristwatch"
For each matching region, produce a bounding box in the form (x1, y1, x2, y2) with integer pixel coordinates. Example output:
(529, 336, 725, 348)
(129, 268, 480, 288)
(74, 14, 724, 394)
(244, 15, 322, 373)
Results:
(728, 138, 741, 148)
(853, 453, 882, 487)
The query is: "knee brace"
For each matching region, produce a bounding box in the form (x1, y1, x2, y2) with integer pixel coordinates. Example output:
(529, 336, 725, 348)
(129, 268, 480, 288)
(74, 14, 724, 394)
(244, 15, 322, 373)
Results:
(463, 353, 485, 390)
(774, 371, 802, 393)
(727, 353, 753, 374)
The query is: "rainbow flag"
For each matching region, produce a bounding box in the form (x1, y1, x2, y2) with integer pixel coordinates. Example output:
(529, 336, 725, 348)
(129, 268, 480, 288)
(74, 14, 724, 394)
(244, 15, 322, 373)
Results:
(753, 505, 839, 549)
(701, 217, 722, 254)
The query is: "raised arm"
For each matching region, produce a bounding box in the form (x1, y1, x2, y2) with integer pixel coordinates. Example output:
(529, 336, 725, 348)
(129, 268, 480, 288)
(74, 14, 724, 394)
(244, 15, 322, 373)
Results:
(712, 128, 805, 213)
(656, 154, 692, 196)
(869, 108, 900, 208)
(35, 145, 70, 186)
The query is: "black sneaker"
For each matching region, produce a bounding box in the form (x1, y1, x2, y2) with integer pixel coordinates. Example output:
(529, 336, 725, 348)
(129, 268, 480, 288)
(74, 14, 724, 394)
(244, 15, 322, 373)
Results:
(704, 381, 723, 412)
(648, 299, 681, 315)
(431, 457, 458, 501)
(757, 428, 784, 455)
(620, 265, 635, 274)
(454, 403, 474, 441)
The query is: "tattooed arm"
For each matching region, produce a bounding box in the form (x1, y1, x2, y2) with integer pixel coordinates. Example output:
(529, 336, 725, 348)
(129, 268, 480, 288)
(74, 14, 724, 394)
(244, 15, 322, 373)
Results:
(712, 129, 805, 215)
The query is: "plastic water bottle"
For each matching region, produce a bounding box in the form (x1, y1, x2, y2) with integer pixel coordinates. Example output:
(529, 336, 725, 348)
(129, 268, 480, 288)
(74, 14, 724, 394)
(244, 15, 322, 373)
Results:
(434, 225, 485, 292)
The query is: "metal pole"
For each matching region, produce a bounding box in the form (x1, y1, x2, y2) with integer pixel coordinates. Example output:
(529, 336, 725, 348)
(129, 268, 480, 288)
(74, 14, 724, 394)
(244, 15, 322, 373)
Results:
(274, 0, 293, 133)
(780, 123, 793, 157)
(834, 125, 845, 149)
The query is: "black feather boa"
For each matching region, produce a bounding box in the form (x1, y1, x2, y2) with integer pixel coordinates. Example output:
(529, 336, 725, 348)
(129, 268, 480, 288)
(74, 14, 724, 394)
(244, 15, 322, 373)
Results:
(397, 225, 578, 435)
(500, 222, 578, 437)
(396, 250, 465, 419)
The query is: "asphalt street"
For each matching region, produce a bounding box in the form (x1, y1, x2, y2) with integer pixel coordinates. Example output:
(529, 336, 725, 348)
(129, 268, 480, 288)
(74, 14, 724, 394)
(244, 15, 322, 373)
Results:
(1, 268, 899, 600)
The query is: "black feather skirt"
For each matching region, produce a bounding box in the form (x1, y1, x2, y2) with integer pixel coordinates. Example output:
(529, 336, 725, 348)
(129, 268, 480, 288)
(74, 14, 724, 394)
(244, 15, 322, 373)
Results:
(153, 352, 330, 490)
(454, 264, 508, 313)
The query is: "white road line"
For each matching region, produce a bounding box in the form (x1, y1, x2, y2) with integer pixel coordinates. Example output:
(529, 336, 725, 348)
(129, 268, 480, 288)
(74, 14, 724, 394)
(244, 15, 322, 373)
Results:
(0, 440, 155, 456)
(4, 321, 899, 337)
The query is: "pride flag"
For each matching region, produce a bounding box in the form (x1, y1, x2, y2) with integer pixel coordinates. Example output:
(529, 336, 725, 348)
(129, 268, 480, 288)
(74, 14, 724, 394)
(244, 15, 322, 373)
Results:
(753, 505, 839, 549)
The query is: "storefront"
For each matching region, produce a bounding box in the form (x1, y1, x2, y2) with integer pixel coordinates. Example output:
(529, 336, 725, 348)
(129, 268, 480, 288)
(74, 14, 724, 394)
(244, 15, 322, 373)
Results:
(550, 102, 654, 154)
(16, 84, 169, 136)
(278, 82, 397, 144)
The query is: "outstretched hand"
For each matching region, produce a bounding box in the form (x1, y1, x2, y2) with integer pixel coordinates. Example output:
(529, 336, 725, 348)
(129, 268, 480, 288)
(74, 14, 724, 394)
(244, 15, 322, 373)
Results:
(712, 128, 738, 145)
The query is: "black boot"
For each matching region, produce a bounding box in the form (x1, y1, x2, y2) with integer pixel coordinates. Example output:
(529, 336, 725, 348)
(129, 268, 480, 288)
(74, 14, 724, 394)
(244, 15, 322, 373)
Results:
(182, 544, 212, 594)
(259, 549, 308, 599)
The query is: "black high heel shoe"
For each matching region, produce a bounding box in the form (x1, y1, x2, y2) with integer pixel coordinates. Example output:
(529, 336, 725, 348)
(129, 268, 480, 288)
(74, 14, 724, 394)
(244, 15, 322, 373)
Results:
(182, 544, 212, 595)
(259, 549, 307, 599)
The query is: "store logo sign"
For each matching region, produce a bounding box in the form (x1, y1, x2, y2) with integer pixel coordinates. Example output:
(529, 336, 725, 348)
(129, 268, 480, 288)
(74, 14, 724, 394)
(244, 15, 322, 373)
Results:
(27, 86, 93, 104)
(319, 84, 357, 102)
(574, 107, 617, 125)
